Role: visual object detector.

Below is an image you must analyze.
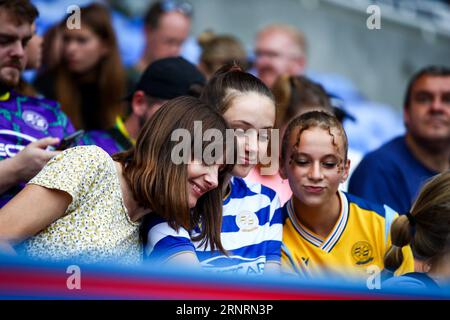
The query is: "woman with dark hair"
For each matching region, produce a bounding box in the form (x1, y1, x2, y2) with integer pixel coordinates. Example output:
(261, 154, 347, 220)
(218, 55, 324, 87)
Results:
(0, 96, 231, 264)
(34, 3, 126, 131)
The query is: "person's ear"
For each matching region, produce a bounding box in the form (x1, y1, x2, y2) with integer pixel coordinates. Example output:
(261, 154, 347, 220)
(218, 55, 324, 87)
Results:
(340, 159, 351, 183)
(291, 55, 306, 75)
(143, 24, 154, 36)
(403, 106, 411, 129)
(131, 91, 148, 117)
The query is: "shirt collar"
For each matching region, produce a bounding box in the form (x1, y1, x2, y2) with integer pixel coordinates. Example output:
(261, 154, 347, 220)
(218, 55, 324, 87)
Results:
(286, 191, 349, 253)
(0, 91, 11, 101)
(115, 116, 135, 145)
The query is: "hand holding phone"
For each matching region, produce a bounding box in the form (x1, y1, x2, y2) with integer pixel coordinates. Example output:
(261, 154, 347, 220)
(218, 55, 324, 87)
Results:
(56, 130, 85, 150)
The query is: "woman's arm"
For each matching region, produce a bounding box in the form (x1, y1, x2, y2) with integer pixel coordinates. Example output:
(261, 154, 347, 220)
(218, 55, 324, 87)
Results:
(164, 251, 201, 267)
(0, 184, 72, 252)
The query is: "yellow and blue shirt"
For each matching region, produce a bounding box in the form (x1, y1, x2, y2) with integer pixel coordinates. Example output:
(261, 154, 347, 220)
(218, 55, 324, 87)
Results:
(281, 191, 414, 279)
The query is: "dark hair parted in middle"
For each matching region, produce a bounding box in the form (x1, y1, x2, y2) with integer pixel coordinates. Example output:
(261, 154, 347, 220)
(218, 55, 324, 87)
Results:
(55, 3, 126, 130)
(113, 96, 232, 253)
(200, 62, 274, 114)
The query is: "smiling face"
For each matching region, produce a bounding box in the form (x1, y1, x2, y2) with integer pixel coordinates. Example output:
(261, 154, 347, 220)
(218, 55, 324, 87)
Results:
(0, 10, 32, 87)
(187, 160, 221, 208)
(280, 126, 350, 208)
(223, 91, 275, 178)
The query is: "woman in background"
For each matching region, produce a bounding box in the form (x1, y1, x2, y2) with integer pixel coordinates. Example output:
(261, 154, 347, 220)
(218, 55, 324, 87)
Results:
(34, 3, 126, 131)
(197, 31, 248, 80)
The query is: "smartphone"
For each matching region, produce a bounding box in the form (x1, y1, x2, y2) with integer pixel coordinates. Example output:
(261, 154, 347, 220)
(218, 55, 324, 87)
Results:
(56, 130, 85, 150)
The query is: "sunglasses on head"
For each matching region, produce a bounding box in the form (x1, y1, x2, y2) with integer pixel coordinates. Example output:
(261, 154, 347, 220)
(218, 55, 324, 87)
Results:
(160, 0, 193, 17)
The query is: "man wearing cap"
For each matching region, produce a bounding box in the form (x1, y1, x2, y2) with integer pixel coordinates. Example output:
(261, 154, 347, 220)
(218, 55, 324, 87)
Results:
(79, 56, 205, 155)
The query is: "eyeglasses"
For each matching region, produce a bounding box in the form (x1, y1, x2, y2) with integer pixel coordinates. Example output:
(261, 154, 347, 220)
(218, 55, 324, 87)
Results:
(160, 0, 193, 17)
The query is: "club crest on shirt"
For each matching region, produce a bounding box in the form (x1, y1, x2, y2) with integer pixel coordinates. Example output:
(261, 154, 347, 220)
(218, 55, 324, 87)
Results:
(301, 257, 309, 266)
(236, 211, 259, 232)
(351, 241, 374, 265)
(22, 110, 48, 131)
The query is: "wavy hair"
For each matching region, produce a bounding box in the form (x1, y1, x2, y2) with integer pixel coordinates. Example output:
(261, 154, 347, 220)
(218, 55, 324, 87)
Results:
(55, 3, 126, 130)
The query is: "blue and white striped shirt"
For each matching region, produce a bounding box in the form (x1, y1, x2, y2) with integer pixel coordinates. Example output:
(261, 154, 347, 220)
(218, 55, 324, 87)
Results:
(145, 177, 283, 275)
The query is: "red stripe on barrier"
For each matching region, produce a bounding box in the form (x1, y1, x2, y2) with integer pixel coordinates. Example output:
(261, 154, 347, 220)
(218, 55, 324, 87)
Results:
(0, 268, 382, 300)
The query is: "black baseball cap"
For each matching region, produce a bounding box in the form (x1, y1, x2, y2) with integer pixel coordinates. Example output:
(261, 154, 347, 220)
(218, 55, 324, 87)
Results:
(127, 56, 206, 101)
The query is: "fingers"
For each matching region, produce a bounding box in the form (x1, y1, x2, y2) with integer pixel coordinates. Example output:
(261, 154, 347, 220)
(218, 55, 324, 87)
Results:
(41, 150, 61, 161)
(25, 137, 61, 161)
(30, 137, 60, 149)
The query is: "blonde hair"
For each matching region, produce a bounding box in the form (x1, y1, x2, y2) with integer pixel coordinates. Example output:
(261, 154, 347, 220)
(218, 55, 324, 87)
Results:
(198, 31, 248, 78)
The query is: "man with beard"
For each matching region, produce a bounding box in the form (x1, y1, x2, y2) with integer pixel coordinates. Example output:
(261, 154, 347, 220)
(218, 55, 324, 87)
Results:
(0, 0, 75, 207)
(349, 66, 450, 214)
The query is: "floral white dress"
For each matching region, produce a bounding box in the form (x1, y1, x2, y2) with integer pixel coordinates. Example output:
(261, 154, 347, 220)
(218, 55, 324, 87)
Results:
(23, 146, 142, 264)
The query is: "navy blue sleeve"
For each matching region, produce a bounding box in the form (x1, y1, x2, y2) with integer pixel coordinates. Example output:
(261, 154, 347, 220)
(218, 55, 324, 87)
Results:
(348, 154, 406, 214)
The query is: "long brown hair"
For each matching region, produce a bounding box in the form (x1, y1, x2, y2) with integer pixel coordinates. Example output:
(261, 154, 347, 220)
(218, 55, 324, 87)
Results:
(113, 96, 232, 253)
(55, 3, 126, 130)
(384, 171, 450, 272)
